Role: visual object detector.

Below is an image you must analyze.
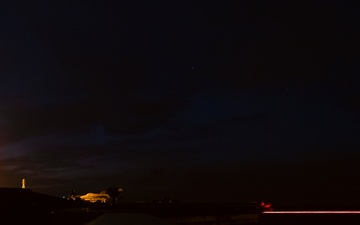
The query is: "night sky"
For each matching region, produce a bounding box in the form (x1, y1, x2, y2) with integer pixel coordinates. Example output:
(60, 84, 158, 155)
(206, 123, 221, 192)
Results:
(1, 1, 359, 207)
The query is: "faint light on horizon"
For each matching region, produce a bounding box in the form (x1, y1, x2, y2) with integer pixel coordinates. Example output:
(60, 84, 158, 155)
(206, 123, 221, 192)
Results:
(263, 211, 360, 214)
(22, 178, 25, 189)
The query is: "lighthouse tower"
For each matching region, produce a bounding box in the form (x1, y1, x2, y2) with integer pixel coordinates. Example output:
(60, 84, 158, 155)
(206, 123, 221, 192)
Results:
(22, 178, 26, 189)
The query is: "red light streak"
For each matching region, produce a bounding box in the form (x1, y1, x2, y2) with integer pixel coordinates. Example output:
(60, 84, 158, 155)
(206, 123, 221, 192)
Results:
(263, 211, 360, 214)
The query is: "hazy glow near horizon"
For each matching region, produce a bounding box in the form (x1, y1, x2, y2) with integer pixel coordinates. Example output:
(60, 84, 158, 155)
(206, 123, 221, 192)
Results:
(264, 211, 360, 214)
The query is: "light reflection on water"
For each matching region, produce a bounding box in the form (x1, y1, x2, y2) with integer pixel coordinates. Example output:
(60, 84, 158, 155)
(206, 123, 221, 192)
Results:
(264, 211, 360, 214)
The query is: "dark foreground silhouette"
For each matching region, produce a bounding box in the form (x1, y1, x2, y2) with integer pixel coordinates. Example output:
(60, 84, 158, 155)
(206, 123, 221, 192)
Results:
(0, 187, 270, 225)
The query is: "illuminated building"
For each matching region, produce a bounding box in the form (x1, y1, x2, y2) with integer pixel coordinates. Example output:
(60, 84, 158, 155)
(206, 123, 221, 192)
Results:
(78, 191, 111, 203)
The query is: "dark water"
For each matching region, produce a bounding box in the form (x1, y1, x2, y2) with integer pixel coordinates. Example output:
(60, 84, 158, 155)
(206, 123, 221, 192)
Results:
(5, 210, 360, 225)
(48, 209, 360, 225)
(74, 211, 360, 225)
(259, 212, 360, 225)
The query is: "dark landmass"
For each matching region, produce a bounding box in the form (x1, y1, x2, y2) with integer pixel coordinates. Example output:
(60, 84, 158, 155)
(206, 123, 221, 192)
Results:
(0, 187, 97, 225)
(0, 187, 267, 225)
(5, 187, 360, 225)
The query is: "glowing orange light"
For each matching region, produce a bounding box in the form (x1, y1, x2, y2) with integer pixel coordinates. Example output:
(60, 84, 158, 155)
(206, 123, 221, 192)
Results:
(22, 178, 25, 189)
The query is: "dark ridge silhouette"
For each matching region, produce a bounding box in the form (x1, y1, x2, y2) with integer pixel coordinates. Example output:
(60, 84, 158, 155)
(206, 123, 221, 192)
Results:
(0, 187, 102, 225)
(0, 187, 69, 210)
(0, 187, 272, 225)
